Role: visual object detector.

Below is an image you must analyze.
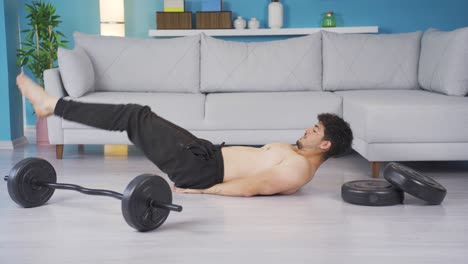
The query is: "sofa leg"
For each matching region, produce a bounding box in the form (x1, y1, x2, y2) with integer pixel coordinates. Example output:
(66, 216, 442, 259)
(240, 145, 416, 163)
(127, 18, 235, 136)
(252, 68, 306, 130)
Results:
(371, 162, 380, 178)
(56, 145, 64, 159)
(78, 144, 84, 153)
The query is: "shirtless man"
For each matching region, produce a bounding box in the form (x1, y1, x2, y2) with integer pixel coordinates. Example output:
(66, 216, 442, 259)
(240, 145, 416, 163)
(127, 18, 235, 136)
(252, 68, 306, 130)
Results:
(16, 72, 353, 197)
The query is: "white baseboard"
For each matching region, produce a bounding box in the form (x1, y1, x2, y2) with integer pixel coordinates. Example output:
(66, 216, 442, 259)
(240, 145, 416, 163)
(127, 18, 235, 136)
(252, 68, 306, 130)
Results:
(0, 136, 29, 149)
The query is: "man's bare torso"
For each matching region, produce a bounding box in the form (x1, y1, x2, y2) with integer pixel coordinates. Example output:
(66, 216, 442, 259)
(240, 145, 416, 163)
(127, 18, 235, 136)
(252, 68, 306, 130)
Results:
(221, 143, 316, 187)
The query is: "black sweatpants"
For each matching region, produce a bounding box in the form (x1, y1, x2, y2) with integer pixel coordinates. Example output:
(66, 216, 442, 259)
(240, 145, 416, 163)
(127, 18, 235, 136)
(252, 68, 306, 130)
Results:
(54, 98, 225, 189)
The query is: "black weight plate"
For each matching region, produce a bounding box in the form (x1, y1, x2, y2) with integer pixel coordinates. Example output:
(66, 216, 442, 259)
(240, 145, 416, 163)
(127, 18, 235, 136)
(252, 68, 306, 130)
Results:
(383, 162, 447, 205)
(122, 174, 172, 232)
(342, 180, 404, 206)
(7, 158, 56, 208)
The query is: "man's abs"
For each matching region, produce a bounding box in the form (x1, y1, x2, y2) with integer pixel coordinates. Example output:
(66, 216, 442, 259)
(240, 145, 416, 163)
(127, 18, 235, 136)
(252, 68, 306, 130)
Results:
(220, 143, 295, 182)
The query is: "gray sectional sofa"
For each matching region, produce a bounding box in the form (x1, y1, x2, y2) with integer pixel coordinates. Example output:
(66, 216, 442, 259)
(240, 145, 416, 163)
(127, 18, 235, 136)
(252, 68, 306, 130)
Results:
(44, 28, 468, 177)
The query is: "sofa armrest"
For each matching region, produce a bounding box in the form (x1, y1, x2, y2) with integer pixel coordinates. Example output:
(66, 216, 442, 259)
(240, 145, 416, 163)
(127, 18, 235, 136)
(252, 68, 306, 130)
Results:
(44, 68, 65, 144)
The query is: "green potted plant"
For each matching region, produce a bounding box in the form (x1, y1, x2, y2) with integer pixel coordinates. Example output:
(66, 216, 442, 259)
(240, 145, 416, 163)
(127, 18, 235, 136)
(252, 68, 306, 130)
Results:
(16, 0, 68, 145)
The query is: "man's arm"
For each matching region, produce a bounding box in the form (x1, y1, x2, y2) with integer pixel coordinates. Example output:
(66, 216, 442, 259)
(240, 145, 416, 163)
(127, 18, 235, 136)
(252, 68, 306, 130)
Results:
(175, 158, 311, 197)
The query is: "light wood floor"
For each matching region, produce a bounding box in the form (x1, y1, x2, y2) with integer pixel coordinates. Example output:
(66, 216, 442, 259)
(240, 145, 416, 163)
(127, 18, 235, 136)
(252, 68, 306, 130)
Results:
(1, 129, 468, 264)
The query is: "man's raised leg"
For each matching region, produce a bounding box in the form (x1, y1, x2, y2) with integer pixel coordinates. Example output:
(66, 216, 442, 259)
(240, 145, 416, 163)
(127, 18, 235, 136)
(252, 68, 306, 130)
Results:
(16, 72, 199, 174)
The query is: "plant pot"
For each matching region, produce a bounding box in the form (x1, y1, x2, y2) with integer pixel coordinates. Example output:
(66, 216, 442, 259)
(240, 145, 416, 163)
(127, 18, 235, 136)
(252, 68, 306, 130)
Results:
(36, 116, 49, 145)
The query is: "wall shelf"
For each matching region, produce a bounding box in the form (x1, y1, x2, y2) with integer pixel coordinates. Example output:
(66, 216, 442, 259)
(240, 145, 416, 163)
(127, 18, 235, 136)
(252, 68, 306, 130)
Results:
(148, 26, 379, 37)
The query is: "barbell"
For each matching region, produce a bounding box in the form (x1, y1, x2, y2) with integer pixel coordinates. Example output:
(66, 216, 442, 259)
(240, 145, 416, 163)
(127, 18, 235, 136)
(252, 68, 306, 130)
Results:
(3, 157, 183, 232)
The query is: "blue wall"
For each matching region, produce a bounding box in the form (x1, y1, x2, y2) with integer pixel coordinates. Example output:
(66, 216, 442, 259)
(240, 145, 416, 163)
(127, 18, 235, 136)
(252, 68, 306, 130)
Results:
(125, 0, 159, 38)
(14, 0, 468, 125)
(0, 0, 23, 141)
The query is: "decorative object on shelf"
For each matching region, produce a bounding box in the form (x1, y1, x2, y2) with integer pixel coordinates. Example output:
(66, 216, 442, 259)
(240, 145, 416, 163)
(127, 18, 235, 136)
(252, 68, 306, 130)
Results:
(268, 0, 283, 29)
(100, 0, 125, 36)
(234, 16, 247, 30)
(16, 1, 69, 145)
(164, 0, 184, 12)
(156, 12, 192, 29)
(248, 17, 260, 29)
(196, 11, 232, 29)
(322, 11, 337, 28)
(200, 0, 222, 12)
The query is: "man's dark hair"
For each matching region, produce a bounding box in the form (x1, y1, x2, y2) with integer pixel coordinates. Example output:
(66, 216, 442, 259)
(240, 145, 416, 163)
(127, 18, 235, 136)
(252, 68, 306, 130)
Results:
(318, 113, 353, 160)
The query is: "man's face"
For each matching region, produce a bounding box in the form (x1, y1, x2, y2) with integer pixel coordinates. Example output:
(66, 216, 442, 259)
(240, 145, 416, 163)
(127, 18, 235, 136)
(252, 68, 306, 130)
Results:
(296, 122, 330, 152)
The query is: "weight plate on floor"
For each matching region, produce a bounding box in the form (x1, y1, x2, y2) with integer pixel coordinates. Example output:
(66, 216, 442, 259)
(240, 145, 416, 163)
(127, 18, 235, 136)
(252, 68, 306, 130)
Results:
(383, 162, 447, 205)
(122, 174, 172, 232)
(341, 180, 404, 206)
(7, 158, 56, 208)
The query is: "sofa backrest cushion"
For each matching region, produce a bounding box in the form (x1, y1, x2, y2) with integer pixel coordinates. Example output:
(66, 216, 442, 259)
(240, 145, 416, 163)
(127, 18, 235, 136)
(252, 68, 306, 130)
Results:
(73, 32, 200, 93)
(58, 47, 95, 98)
(322, 31, 422, 91)
(418, 27, 468, 96)
(200, 32, 322, 93)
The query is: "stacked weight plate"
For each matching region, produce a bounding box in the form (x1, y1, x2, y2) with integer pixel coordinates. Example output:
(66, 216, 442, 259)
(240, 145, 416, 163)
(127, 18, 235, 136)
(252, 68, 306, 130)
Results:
(341, 162, 447, 206)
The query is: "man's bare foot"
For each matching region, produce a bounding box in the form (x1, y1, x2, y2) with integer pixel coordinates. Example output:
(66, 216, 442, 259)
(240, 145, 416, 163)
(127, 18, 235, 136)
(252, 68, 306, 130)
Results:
(16, 72, 58, 117)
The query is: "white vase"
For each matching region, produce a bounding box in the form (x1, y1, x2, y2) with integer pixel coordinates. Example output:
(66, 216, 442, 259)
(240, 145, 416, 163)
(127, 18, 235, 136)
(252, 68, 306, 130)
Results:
(268, 0, 283, 29)
(248, 17, 260, 29)
(234, 16, 246, 30)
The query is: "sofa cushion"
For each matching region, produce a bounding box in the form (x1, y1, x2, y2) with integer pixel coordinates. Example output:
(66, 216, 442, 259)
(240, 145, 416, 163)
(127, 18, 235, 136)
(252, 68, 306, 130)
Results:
(204, 92, 342, 130)
(323, 31, 422, 91)
(61, 92, 206, 129)
(58, 47, 95, 98)
(419, 27, 468, 96)
(201, 33, 322, 93)
(73, 32, 200, 93)
(335, 90, 468, 143)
